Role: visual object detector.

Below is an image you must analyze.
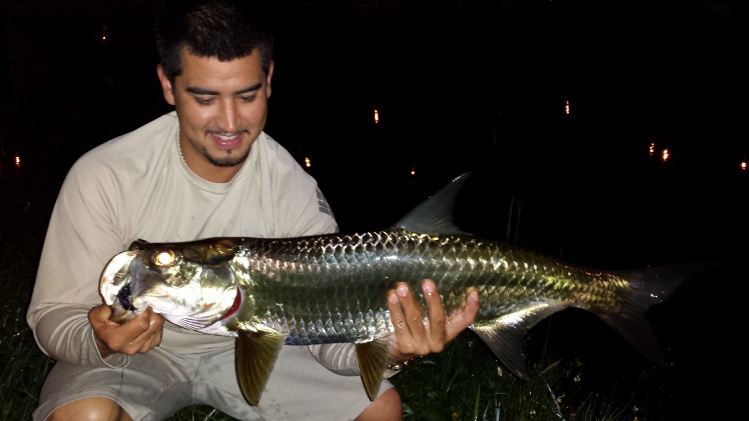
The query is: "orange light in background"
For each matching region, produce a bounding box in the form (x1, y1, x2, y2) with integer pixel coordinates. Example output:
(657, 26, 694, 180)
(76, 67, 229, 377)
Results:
(373, 109, 379, 124)
(410, 168, 416, 176)
(565, 100, 570, 115)
(661, 149, 669, 163)
(649, 143, 655, 156)
(304, 157, 311, 168)
(14, 153, 21, 168)
(741, 159, 747, 171)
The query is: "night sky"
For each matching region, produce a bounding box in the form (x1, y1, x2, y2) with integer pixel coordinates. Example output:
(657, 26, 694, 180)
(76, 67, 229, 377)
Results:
(3, 0, 748, 256)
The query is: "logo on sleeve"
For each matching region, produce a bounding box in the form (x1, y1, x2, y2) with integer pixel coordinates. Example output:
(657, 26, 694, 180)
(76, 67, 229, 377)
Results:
(316, 188, 335, 219)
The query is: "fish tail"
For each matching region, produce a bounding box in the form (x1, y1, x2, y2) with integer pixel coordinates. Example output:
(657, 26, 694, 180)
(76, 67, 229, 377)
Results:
(599, 262, 715, 368)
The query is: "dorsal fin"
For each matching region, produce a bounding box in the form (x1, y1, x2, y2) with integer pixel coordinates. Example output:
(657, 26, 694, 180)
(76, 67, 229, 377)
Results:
(394, 172, 472, 235)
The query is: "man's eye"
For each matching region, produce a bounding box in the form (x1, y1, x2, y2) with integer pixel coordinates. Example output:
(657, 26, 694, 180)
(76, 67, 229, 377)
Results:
(240, 95, 256, 103)
(195, 97, 213, 105)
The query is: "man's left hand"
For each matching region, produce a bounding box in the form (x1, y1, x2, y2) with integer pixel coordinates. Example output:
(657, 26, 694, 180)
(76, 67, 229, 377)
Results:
(386, 280, 479, 362)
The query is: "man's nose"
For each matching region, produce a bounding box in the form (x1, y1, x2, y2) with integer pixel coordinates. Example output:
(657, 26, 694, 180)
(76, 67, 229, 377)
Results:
(217, 99, 239, 132)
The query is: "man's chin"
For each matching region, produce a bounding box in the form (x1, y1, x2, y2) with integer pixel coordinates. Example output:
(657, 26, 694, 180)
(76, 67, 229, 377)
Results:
(204, 149, 250, 168)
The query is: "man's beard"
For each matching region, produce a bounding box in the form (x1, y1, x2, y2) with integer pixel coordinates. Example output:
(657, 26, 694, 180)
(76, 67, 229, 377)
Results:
(202, 147, 251, 168)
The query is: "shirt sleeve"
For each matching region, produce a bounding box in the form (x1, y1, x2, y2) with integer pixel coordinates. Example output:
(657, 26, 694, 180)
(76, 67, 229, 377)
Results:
(26, 159, 128, 367)
(308, 343, 400, 379)
(308, 343, 360, 376)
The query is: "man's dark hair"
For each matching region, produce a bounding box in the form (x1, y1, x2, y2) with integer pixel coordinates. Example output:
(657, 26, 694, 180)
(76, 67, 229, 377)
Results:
(155, 0, 274, 84)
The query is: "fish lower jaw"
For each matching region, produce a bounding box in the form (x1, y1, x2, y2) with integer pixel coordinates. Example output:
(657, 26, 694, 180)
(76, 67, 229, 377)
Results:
(108, 301, 140, 324)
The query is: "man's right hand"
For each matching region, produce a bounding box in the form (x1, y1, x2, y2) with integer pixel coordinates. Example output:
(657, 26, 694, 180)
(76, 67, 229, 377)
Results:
(88, 304, 165, 358)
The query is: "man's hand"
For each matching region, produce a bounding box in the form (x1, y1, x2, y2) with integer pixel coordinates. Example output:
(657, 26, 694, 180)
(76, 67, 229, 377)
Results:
(88, 304, 165, 358)
(386, 280, 479, 362)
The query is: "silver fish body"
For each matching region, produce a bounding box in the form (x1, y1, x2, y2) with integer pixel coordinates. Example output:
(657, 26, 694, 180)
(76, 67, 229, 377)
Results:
(99, 173, 705, 405)
(104, 230, 631, 341)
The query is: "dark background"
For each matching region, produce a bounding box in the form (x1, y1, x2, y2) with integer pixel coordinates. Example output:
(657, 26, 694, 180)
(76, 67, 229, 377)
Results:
(2, 1, 747, 258)
(1, 2, 747, 418)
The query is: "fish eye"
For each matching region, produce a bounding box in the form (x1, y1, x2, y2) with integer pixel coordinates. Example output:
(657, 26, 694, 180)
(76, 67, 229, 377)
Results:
(153, 250, 176, 267)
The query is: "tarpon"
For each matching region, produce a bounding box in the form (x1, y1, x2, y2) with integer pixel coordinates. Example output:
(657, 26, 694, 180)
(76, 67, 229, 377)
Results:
(99, 173, 706, 406)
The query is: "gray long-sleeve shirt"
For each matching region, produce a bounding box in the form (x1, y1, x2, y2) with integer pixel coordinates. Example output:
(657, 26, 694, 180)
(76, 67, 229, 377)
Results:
(26, 111, 361, 374)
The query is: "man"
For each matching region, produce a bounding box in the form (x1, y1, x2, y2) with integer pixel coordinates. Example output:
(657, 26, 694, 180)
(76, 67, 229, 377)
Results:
(27, 0, 479, 420)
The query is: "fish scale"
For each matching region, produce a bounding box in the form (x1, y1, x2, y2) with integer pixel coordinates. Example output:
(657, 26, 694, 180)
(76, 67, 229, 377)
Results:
(199, 229, 630, 343)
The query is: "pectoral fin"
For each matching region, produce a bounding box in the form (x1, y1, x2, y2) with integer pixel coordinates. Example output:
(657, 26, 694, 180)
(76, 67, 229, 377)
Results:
(354, 339, 390, 401)
(235, 330, 285, 406)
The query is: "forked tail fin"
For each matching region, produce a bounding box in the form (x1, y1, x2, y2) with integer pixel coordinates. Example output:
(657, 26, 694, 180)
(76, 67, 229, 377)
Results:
(599, 262, 717, 368)
(470, 262, 717, 379)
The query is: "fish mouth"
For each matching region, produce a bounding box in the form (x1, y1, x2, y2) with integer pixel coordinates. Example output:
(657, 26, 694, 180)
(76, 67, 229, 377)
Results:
(100, 250, 140, 307)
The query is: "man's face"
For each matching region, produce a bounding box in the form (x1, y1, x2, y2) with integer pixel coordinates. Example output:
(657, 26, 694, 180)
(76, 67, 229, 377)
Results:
(157, 47, 274, 182)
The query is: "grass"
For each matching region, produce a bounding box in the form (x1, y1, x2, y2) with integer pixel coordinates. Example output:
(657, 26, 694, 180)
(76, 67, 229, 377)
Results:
(1, 181, 52, 420)
(0, 170, 705, 421)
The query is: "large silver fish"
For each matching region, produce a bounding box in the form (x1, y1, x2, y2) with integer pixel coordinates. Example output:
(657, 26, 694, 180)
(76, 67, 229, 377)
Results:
(99, 173, 706, 406)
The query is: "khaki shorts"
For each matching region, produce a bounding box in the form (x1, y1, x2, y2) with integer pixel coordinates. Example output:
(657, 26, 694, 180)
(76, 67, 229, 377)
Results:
(33, 344, 393, 421)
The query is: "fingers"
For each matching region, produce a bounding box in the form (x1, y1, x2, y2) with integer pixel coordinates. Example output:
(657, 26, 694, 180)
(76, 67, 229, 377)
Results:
(387, 286, 414, 360)
(422, 280, 446, 348)
(129, 308, 164, 353)
(89, 305, 164, 356)
(399, 283, 427, 348)
(89, 302, 114, 323)
(387, 283, 430, 359)
(444, 288, 479, 342)
(387, 280, 478, 360)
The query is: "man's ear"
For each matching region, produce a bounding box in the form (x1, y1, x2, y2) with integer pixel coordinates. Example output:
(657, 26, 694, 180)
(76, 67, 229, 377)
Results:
(157, 65, 176, 105)
(265, 60, 274, 99)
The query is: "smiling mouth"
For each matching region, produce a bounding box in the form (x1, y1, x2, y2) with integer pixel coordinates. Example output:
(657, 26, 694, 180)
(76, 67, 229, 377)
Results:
(211, 131, 246, 149)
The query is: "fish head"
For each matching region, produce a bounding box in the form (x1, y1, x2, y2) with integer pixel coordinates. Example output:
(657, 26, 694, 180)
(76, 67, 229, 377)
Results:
(99, 240, 239, 331)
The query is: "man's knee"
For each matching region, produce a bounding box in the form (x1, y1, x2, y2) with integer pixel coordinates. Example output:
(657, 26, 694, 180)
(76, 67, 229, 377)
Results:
(355, 388, 403, 421)
(47, 397, 132, 421)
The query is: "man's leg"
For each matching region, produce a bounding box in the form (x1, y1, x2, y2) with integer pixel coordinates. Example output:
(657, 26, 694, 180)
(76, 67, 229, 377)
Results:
(355, 388, 403, 421)
(47, 397, 133, 421)
(33, 348, 196, 421)
(196, 345, 401, 421)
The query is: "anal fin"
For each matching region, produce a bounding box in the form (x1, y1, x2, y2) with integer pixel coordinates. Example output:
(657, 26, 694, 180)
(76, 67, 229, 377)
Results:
(355, 339, 390, 401)
(235, 329, 285, 406)
(470, 302, 569, 379)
